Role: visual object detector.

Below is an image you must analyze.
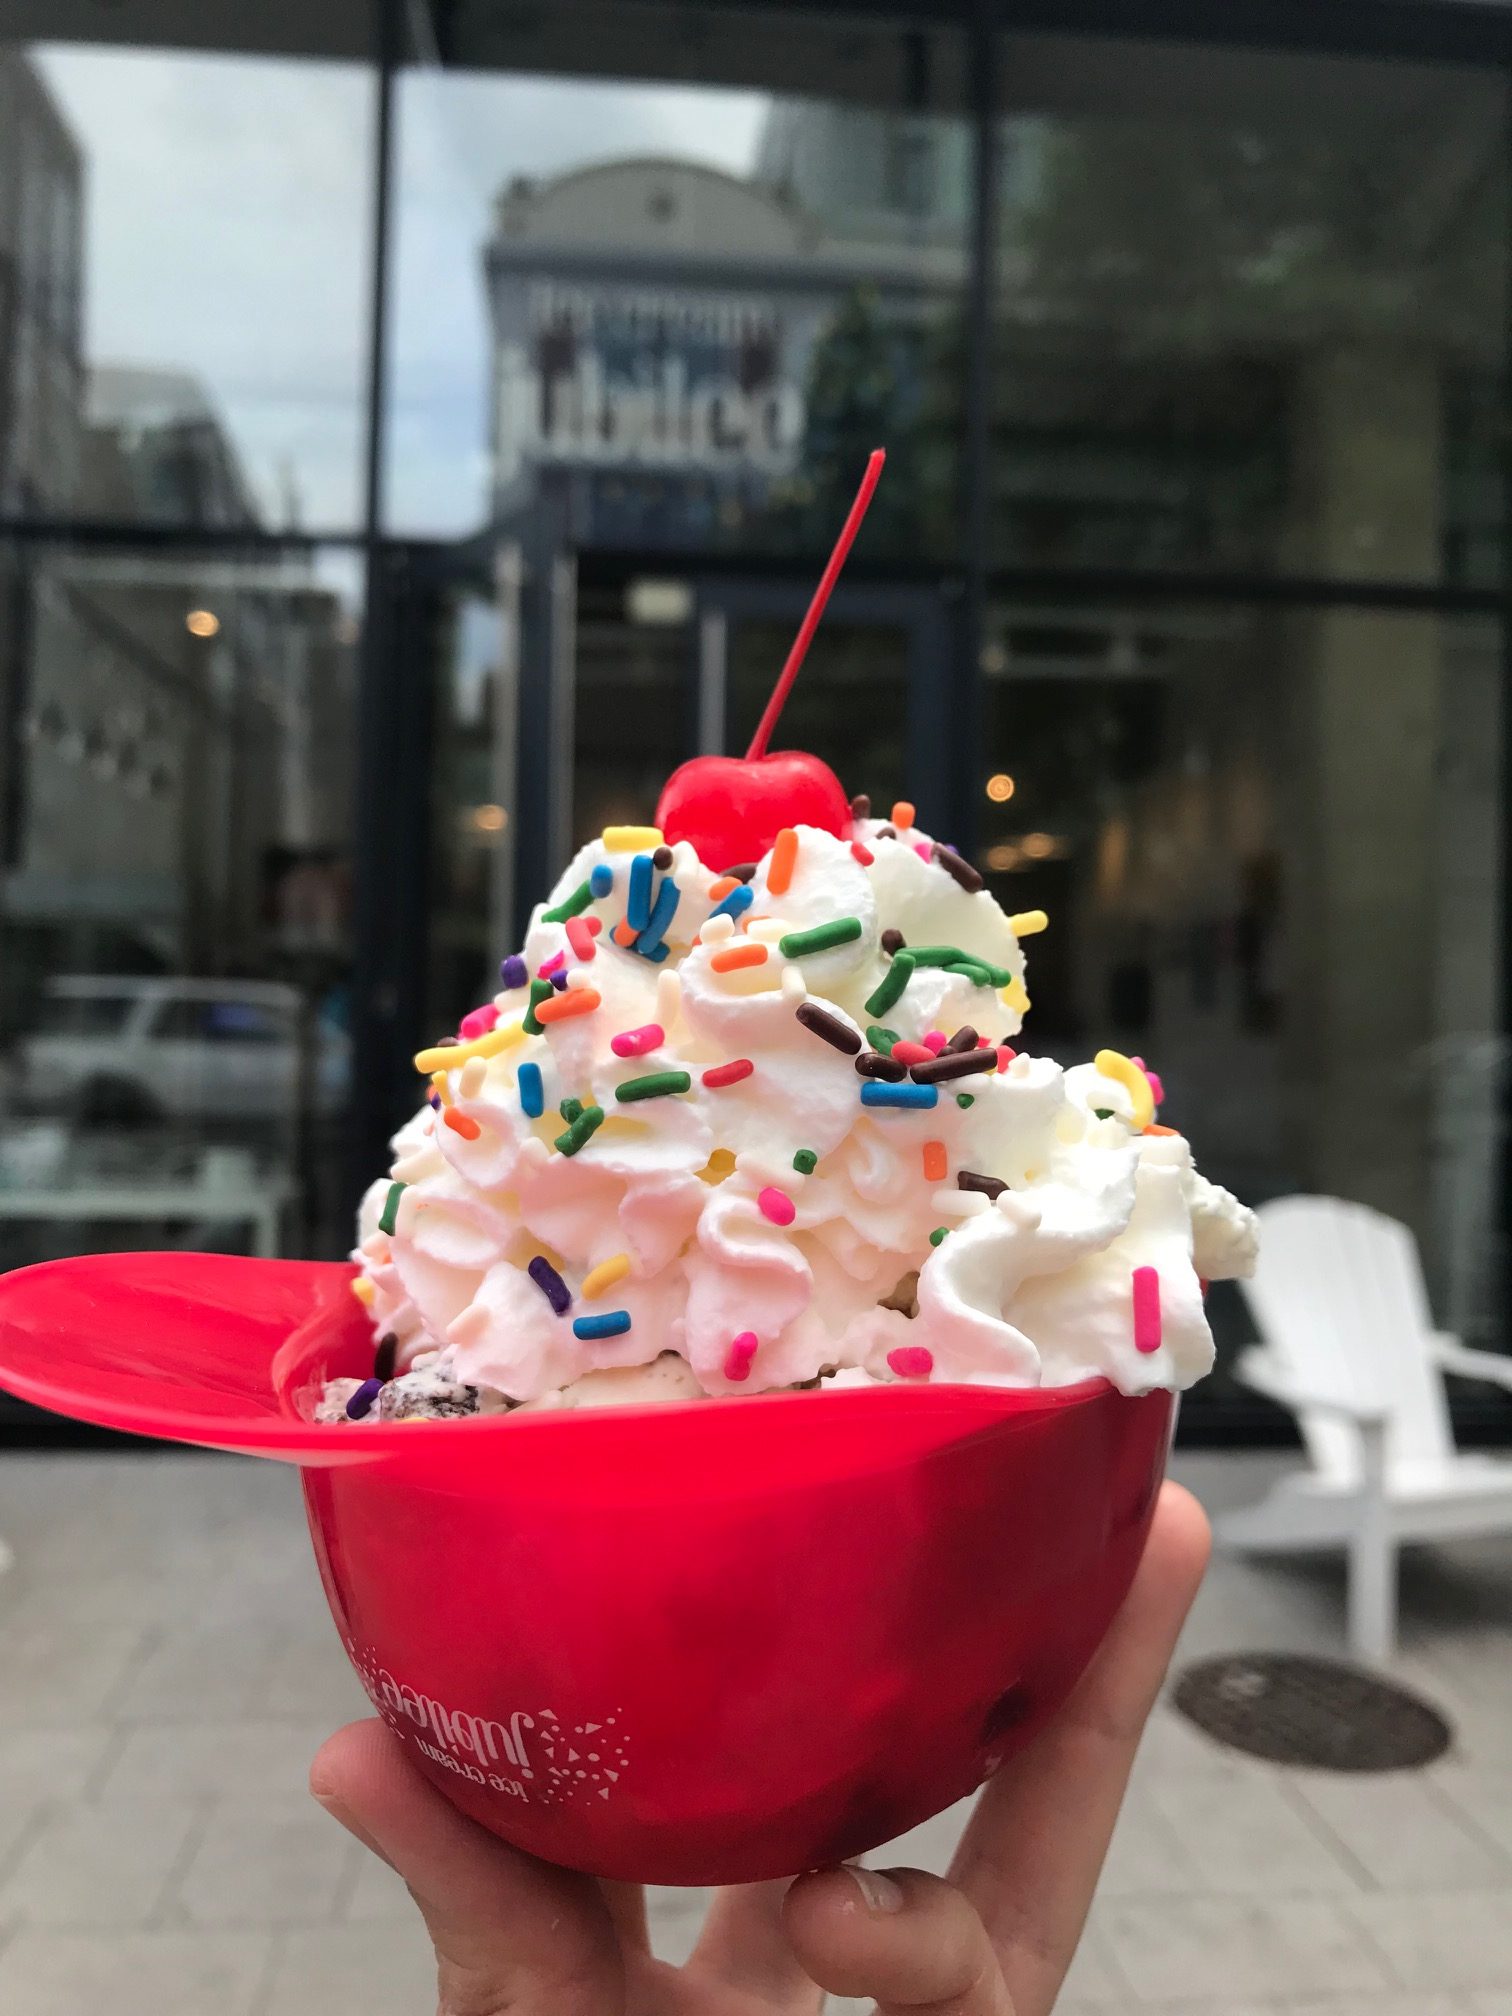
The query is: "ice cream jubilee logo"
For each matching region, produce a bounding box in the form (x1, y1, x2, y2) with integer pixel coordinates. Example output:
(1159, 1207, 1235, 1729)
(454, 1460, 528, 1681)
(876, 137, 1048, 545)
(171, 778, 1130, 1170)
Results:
(344, 1637, 629, 1807)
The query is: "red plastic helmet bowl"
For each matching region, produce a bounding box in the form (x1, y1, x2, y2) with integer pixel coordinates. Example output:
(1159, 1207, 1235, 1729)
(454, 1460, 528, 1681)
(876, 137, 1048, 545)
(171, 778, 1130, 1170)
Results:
(0, 1252, 1172, 1884)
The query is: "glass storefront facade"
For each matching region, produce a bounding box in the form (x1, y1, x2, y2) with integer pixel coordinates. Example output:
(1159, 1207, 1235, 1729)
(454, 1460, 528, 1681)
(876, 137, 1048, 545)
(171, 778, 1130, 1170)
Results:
(1, 0, 1507, 1441)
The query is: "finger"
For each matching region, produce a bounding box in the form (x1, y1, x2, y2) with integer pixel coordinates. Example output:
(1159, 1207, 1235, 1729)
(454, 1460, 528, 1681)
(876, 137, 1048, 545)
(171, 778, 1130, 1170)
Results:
(784, 1865, 1012, 2014)
(952, 1481, 1210, 2016)
(601, 1879, 651, 1955)
(311, 1719, 623, 2016)
(690, 1880, 825, 2011)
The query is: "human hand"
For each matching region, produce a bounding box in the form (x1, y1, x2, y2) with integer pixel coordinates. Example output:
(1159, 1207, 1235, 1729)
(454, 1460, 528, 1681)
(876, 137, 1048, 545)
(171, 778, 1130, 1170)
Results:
(311, 1480, 1208, 2015)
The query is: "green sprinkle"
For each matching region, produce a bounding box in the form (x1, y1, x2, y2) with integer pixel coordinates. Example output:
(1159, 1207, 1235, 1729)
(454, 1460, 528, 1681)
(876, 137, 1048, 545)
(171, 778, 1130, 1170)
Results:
(542, 881, 594, 923)
(378, 1181, 407, 1236)
(865, 950, 915, 1020)
(956, 1093, 975, 1109)
(555, 1104, 604, 1156)
(614, 1070, 692, 1102)
(947, 959, 996, 989)
(1092, 1107, 1115, 1120)
(523, 978, 553, 1033)
(866, 1025, 900, 1055)
(792, 1148, 818, 1175)
(929, 1226, 950, 1247)
(559, 1096, 583, 1124)
(779, 917, 862, 959)
(910, 946, 1013, 988)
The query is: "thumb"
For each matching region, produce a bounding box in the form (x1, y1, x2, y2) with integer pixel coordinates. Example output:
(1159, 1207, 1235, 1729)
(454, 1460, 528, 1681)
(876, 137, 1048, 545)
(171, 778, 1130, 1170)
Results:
(311, 1719, 623, 2016)
(784, 1865, 1014, 2015)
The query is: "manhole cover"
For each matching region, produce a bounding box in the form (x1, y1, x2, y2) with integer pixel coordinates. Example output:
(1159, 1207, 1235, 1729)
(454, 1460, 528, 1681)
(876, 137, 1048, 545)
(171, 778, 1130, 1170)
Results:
(1172, 1654, 1453, 1771)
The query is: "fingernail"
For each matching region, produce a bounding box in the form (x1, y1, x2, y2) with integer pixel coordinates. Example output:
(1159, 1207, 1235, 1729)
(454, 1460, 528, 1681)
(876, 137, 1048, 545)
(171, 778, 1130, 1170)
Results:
(843, 1864, 904, 1913)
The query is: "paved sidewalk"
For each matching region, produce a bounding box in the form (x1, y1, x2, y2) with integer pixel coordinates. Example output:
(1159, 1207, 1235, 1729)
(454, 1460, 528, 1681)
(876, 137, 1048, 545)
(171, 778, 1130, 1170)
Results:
(0, 1449, 1507, 2015)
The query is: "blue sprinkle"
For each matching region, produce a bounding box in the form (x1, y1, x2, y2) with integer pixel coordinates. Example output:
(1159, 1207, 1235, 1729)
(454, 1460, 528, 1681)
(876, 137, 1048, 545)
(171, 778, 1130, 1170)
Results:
(634, 874, 681, 960)
(345, 1377, 383, 1420)
(517, 1061, 543, 1118)
(589, 863, 614, 898)
(709, 883, 753, 922)
(500, 954, 527, 989)
(550, 969, 569, 991)
(528, 1255, 571, 1315)
(573, 1309, 632, 1340)
(627, 853, 654, 933)
(860, 1081, 939, 1110)
(632, 936, 671, 964)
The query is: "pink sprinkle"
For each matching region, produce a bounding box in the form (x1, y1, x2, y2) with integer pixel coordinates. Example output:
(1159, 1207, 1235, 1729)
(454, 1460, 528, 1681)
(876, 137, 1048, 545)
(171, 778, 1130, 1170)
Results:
(1132, 1266, 1163, 1354)
(922, 1031, 948, 1055)
(538, 951, 566, 978)
(458, 1003, 499, 1040)
(996, 1045, 1016, 1072)
(850, 840, 874, 866)
(1133, 1056, 1165, 1106)
(758, 1186, 796, 1227)
(723, 1332, 759, 1382)
(565, 915, 597, 961)
(914, 841, 932, 862)
(610, 1023, 664, 1058)
(584, 915, 603, 937)
(891, 1039, 932, 1066)
(976, 1034, 993, 1047)
(887, 1345, 934, 1379)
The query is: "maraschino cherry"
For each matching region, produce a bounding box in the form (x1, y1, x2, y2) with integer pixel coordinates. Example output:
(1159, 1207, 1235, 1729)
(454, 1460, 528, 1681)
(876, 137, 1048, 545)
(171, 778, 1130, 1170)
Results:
(656, 450, 884, 870)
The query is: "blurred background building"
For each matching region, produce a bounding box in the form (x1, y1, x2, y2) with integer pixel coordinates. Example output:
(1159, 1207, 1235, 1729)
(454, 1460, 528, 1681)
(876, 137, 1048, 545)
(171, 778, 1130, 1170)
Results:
(0, 0, 1508, 1445)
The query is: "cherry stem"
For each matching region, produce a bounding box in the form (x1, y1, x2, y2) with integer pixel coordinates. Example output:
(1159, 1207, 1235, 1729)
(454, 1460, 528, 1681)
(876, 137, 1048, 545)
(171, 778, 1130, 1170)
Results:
(745, 447, 886, 761)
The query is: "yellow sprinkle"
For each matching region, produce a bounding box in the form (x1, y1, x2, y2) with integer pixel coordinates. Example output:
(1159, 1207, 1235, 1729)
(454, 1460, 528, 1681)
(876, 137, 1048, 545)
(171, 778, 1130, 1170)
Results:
(414, 1019, 525, 1076)
(431, 1070, 453, 1107)
(1008, 909, 1049, 937)
(350, 1275, 375, 1306)
(602, 824, 664, 852)
(581, 1253, 633, 1301)
(698, 1147, 737, 1185)
(1000, 976, 1030, 1014)
(1094, 1048, 1156, 1131)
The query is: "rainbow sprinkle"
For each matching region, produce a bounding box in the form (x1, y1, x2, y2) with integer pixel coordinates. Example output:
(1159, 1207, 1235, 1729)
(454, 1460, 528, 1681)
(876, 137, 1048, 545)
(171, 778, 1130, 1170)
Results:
(887, 1345, 934, 1379)
(724, 1332, 759, 1382)
(758, 1185, 796, 1226)
(581, 1253, 632, 1301)
(702, 1059, 753, 1088)
(590, 863, 614, 897)
(861, 1081, 939, 1110)
(528, 1255, 571, 1315)
(615, 1070, 691, 1102)
(1132, 1266, 1163, 1353)
(627, 853, 654, 933)
(542, 881, 593, 923)
(517, 1061, 543, 1118)
(610, 1023, 664, 1057)
(378, 1181, 406, 1236)
(602, 825, 662, 852)
(573, 1309, 631, 1340)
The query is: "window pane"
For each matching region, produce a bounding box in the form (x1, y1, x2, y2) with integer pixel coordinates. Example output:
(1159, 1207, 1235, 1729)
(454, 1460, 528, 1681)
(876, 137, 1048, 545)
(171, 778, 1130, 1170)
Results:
(0, 43, 372, 530)
(978, 599, 1505, 1392)
(993, 37, 1509, 587)
(0, 537, 362, 1279)
(387, 5, 970, 563)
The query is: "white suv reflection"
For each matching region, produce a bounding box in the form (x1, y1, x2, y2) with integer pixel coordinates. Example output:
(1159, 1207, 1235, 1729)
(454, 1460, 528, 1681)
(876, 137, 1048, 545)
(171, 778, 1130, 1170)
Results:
(18, 976, 350, 1126)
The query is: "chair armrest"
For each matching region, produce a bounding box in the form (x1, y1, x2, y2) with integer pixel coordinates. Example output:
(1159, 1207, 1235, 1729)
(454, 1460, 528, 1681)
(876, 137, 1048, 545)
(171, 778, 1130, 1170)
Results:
(1431, 1336, 1512, 1393)
(1234, 1346, 1388, 1424)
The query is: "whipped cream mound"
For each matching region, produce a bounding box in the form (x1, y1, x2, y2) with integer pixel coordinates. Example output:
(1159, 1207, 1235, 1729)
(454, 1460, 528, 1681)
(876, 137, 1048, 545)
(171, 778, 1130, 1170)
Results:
(330, 809, 1256, 1420)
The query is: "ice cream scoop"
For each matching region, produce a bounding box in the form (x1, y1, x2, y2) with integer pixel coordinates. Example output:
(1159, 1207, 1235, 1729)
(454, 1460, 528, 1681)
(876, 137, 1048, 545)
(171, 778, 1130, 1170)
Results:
(0, 1249, 1172, 1882)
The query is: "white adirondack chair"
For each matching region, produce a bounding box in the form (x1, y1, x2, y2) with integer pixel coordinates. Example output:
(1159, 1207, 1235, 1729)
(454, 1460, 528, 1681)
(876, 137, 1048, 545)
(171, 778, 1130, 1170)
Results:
(1217, 1194, 1512, 1663)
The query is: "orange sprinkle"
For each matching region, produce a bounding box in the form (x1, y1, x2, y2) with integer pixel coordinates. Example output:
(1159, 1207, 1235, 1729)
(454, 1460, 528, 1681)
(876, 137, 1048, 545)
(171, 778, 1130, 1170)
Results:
(710, 942, 768, 973)
(535, 985, 601, 1024)
(612, 920, 638, 948)
(922, 1140, 947, 1182)
(766, 827, 799, 896)
(1143, 1123, 1180, 1137)
(708, 875, 740, 900)
(891, 800, 915, 830)
(443, 1108, 481, 1140)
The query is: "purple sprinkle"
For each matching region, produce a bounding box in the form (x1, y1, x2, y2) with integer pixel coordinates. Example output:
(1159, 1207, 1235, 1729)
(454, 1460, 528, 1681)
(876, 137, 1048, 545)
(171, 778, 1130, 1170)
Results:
(550, 969, 569, 991)
(500, 953, 527, 988)
(427, 1092, 441, 1109)
(345, 1377, 383, 1420)
(527, 1255, 571, 1315)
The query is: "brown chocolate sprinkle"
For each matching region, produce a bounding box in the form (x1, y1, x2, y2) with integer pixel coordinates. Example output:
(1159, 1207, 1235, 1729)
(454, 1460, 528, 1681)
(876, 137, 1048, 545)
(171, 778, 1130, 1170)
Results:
(878, 1269, 920, 1315)
(932, 843, 985, 893)
(911, 1048, 996, 1084)
(877, 825, 896, 839)
(434, 1035, 460, 1047)
(652, 845, 674, 870)
(957, 1170, 1008, 1200)
(880, 927, 907, 955)
(850, 793, 871, 819)
(796, 1001, 862, 1055)
(724, 861, 758, 883)
(856, 1049, 908, 1082)
(374, 1332, 399, 1381)
(945, 1025, 979, 1053)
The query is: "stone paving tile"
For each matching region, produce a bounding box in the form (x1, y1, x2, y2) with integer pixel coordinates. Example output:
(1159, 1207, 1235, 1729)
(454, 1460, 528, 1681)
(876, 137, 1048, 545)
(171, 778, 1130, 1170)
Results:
(95, 1718, 341, 1807)
(1289, 1770, 1511, 1891)
(257, 1923, 437, 2016)
(0, 1927, 272, 2016)
(0, 1794, 200, 1929)
(167, 1795, 355, 1929)
(1096, 1896, 1392, 2003)
(1347, 1889, 1512, 1992)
